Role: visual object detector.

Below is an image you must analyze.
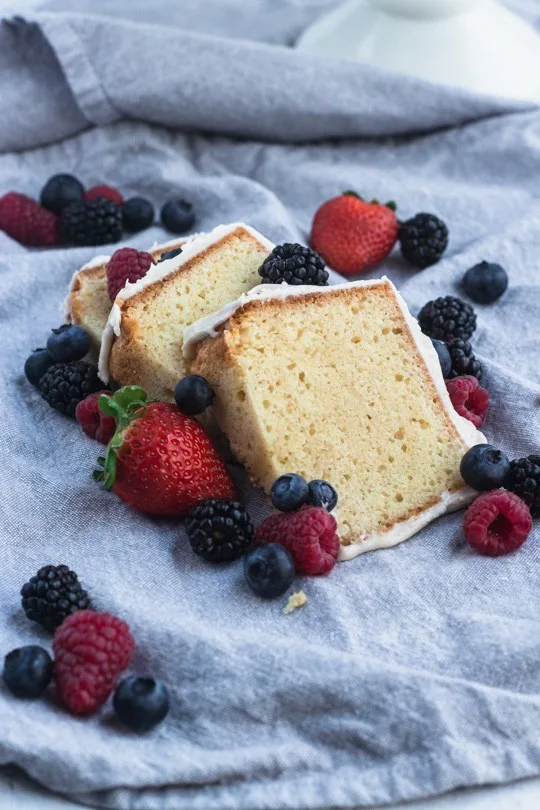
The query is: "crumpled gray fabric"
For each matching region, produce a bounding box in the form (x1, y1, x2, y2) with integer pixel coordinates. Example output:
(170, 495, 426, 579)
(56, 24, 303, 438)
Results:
(1, 3, 540, 809)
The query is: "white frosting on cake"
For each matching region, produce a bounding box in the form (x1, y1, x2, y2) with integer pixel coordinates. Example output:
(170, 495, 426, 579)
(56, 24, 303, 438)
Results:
(98, 223, 274, 383)
(182, 277, 485, 557)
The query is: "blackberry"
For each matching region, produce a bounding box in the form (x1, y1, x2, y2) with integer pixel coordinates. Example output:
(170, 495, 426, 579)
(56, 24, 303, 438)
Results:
(506, 455, 540, 517)
(21, 564, 91, 632)
(61, 198, 122, 246)
(447, 339, 482, 380)
(185, 499, 254, 562)
(418, 296, 476, 343)
(399, 213, 448, 268)
(259, 243, 329, 286)
(39, 361, 102, 417)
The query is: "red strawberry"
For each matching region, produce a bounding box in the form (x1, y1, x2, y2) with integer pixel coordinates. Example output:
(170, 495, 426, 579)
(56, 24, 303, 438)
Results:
(84, 185, 124, 206)
(0, 192, 59, 247)
(310, 192, 398, 275)
(107, 247, 154, 301)
(94, 386, 235, 516)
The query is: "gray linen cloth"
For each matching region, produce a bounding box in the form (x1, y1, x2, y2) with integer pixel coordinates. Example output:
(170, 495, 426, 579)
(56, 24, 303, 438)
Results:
(1, 2, 540, 808)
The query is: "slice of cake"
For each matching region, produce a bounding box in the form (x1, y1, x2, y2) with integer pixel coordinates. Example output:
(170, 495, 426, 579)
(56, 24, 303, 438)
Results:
(98, 223, 274, 401)
(66, 237, 188, 351)
(184, 278, 485, 557)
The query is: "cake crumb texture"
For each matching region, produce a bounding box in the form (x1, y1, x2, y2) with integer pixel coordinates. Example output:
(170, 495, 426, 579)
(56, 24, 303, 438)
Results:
(283, 591, 308, 615)
(192, 280, 474, 547)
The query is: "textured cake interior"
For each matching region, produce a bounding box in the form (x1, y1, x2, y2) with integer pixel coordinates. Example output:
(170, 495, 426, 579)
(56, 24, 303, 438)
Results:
(109, 228, 271, 401)
(68, 240, 185, 350)
(191, 282, 471, 545)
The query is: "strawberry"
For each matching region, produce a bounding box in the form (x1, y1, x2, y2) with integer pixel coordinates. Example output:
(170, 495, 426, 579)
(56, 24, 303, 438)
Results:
(93, 387, 234, 516)
(310, 191, 398, 275)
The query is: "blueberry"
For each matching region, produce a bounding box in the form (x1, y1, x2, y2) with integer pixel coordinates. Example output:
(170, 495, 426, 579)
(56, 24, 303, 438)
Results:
(244, 543, 295, 599)
(3, 646, 53, 698)
(308, 480, 338, 512)
(122, 197, 155, 232)
(161, 200, 195, 234)
(159, 247, 183, 263)
(270, 473, 309, 512)
(462, 261, 508, 304)
(431, 339, 452, 378)
(47, 324, 90, 362)
(460, 444, 511, 491)
(174, 375, 214, 415)
(40, 174, 84, 215)
(113, 676, 169, 731)
(24, 348, 54, 387)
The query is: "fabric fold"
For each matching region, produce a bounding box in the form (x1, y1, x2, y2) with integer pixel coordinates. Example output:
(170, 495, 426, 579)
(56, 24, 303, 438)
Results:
(0, 10, 534, 154)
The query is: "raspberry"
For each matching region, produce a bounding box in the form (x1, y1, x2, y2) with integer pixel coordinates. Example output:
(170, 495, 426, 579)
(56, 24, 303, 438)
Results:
(446, 375, 489, 428)
(0, 192, 59, 247)
(75, 390, 116, 444)
(84, 185, 124, 206)
(53, 611, 134, 715)
(464, 490, 532, 556)
(256, 506, 340, 575)
(107, 247, 155, 301)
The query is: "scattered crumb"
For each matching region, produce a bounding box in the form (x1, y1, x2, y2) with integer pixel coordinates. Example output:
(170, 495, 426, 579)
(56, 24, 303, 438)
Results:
(283, 591, 308, 615)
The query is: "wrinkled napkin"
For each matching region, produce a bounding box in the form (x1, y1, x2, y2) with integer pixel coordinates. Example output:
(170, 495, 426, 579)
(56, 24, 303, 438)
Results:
(1, 2, 540, 808)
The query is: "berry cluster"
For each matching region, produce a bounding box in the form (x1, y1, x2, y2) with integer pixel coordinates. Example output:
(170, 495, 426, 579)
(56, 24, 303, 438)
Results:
(459, 444, 537, 556)
(4, 564, 169, 731)
(0, 173, 196, 248)
(24, 323, 103, 418)
(309, 191, 448, 276)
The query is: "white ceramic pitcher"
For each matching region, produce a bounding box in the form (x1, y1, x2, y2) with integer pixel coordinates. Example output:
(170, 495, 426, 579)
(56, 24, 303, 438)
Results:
(296, 0, 540, 101)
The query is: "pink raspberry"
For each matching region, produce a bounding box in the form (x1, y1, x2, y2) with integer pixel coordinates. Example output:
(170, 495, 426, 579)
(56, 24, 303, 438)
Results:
(0, 192, 59, 247)
(75, 390, 116, 444)
(53, 611, 134, 715)
(107, 247, 154, 301)
(446, 375, 489, 428)
(84, 185, 124, 206)
(256, 506, 340, 574)
(464, 489, 532, 556)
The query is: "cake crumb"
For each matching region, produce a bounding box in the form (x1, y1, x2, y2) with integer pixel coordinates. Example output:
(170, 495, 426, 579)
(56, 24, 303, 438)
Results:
(283, 591, 307, 615)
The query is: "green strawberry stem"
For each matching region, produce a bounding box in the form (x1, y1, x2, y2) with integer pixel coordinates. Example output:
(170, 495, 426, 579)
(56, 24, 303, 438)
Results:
(93, 386, 148, 490)
(342, 190, 397, 212)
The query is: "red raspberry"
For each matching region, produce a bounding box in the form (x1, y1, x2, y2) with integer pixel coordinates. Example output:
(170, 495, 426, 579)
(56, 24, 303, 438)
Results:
(446, 375, 489, 428)
(0, 192, 59, 247)
(53, 611, 134, 715)
(84, 185, 124, 206)
(464, 489, 532, 556)
(75, 390, 116, 444)
(107, 247, 154, 301)
(256, 506, 340, 574)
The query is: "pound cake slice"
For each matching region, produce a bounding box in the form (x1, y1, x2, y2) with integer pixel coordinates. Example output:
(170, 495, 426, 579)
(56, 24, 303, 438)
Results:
(66, 237, 189, 351)
(98, 223, 274, 401)
(184, 278, 485, 557)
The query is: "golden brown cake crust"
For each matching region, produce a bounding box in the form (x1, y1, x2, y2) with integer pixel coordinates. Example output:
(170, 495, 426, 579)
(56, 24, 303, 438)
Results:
(107, 227, 271, 401)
